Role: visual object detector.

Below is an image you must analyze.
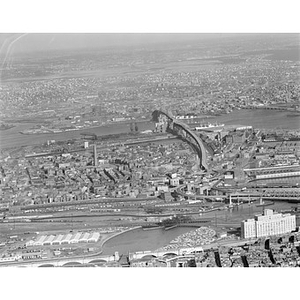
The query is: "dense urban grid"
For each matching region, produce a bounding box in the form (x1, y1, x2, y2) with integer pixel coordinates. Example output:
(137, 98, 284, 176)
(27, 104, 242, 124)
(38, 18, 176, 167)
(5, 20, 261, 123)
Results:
(0, 33, 299, 267)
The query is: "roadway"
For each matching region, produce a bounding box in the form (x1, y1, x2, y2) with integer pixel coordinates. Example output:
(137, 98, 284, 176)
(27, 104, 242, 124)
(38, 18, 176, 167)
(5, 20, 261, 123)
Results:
(153, 109, 208, 170)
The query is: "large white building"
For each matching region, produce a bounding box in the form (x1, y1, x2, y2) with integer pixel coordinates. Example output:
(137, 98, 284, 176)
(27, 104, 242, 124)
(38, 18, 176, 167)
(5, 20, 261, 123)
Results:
(241, 209, 296, 239)
(30, 231, 101, 247)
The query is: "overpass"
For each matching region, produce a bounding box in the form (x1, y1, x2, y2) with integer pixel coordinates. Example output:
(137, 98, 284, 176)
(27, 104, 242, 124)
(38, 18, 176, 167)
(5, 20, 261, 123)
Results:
(152, 109, 208, 171)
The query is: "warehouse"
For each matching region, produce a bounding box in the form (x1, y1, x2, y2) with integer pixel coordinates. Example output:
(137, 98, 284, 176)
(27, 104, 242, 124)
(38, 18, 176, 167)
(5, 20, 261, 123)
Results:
(30, 231, 101, 247)
(52, 234, 64, 245)
(70, 232, 82, 244)
(61, 233, 72, 245)
(26, 240, 35, 247)
(22, 250, 42, 260)
(43, 235, 55, 246)
(79, 232, 90, 243)
(88, 232, 100, 243)
(34, 235, 47, 246)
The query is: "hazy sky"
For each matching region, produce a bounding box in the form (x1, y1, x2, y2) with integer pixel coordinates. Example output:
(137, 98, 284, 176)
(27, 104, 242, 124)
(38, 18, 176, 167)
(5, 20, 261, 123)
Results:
(0, 33, 299, 61)
(0, 33, 232, 55)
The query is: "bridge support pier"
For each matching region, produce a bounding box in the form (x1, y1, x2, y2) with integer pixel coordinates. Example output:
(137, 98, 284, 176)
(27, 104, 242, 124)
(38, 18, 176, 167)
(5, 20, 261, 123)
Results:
(260, 196, 263, 205)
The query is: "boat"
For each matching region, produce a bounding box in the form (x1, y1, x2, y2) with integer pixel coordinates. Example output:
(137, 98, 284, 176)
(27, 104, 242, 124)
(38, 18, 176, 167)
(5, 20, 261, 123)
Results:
(194, 123, 225, 131)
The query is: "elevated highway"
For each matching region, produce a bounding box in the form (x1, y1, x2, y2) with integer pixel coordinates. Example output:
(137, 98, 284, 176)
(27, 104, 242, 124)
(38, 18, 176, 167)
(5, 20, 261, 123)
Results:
(152, 109, 208, 171)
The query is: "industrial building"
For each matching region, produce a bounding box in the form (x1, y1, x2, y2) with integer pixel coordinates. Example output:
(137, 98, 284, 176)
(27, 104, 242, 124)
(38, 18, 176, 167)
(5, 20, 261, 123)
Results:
(43, 235, 55, 246)
(52, 234, 64, 245)
(33, 235, 47, 246)
(70, 232, 82, 244)
(30, 231, 101, 247)
(241, 209, 296, 239)
(88, 232, 100, 243)
(61, 234, 73, 244)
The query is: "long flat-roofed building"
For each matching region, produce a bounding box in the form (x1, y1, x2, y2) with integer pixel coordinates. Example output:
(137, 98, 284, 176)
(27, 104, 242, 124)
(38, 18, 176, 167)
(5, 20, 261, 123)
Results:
(70, 232, 82, 244)
(61, 233, 72, 244)
(52, 234, 64, 245)
(43, 235, 55, 246)
(79, 232, 90, 243)
(34, 235, 47, 246)
(241, 209, 296, 239)
(88, 232, 100, 243)
(31, 231, 101, 247)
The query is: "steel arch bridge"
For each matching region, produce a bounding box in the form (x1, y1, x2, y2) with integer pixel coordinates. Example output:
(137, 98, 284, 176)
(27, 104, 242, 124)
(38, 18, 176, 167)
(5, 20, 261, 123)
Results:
(152, 109, 208, 171)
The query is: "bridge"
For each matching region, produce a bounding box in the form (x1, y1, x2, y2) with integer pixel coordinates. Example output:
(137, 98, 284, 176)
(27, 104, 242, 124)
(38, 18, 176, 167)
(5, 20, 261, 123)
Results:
(152, 109, 208, 171)
(128, 246, 204, 261)
(1, 247, 204, 267)
(260, 188, 300, 202)
(244, 165, 300, 179)
(0, 253, 117, 267)
(210, 186, 300, 202)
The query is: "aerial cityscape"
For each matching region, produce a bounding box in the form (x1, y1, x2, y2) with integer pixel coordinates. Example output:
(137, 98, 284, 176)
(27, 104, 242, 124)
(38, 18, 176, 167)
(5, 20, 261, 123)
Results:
(0, 33, 299, 268)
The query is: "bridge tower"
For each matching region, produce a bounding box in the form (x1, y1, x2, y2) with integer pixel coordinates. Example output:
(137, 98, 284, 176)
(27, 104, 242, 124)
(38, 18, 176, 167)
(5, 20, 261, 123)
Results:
(259, 196, 263, 205)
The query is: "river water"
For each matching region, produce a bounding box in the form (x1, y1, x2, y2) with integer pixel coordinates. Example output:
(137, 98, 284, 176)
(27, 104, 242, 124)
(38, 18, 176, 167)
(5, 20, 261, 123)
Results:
(1, 109, 299, 149)
(101, 226, 196, 255)
(102, 200, 298, 255)
(0, 121, 155, 150)
(208, 109, 300, 130)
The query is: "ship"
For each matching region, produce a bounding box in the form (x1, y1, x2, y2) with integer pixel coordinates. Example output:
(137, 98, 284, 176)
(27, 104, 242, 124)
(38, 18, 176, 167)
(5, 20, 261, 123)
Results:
(194, 123, 225, 131)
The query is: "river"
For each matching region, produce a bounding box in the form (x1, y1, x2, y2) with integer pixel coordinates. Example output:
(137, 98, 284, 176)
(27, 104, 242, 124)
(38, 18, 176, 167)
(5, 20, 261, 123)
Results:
(0, 121, 155, 150)
(101, 226, 196, 255)
(102, 200, 298, 255)
(208, 109, 300, 130)
(243, 47, 300, 62)
(1, 109, 298, 150)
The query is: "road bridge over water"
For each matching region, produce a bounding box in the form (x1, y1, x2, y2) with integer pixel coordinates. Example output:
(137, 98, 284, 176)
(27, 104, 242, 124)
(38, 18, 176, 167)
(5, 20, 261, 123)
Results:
(0, 254, 117, 268)
(129, 246, 204, 261)
(152, 109, 208, 171)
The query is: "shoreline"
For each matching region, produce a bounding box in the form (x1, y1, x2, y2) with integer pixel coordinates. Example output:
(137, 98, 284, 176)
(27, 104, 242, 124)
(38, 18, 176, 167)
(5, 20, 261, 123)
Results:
(99, 226, 142, 250)
(18, 119, 153, 136)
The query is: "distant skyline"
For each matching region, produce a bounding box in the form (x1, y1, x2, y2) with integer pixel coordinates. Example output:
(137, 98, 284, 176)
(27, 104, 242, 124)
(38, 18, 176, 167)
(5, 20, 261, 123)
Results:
(0, 33, 226, 54)
(1, 33, 298, 56)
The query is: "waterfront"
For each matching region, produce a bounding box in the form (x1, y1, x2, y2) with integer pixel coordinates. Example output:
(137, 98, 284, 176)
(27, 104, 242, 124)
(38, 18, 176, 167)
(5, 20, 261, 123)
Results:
(1, 109, 299, 150)
(209, 109, 300, 130)
(101, 226, 196, 255)
(244, 47, 300, 62)
(101, 200, 298, 255)
(0, 121, 155, 150)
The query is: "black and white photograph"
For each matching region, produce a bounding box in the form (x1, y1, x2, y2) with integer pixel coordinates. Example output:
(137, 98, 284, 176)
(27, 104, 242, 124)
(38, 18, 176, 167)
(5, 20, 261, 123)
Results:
(0, 1, 299, 297)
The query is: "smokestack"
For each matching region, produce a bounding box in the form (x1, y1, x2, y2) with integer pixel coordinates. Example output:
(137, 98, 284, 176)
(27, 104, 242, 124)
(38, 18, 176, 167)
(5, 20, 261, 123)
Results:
(94, 144, 97, 166)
